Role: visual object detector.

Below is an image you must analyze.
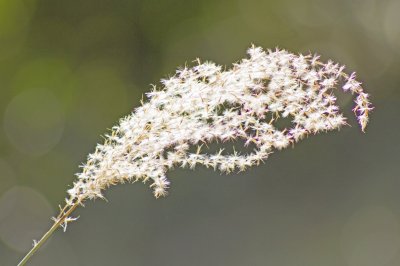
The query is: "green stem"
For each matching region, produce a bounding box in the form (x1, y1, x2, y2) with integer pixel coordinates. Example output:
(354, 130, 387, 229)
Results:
(17, 202, 80, 266)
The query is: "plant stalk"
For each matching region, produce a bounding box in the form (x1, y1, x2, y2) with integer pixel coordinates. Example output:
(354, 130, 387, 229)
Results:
(17, 202, 80, 266)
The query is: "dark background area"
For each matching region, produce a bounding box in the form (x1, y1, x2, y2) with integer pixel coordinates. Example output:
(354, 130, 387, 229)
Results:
(0, 0, 399, 265)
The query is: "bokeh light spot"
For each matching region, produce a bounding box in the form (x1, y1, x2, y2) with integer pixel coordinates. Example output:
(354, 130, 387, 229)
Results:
(4, 88, 65, 156)
(0, 159, 16, 196)
(0, 186, 53, 253)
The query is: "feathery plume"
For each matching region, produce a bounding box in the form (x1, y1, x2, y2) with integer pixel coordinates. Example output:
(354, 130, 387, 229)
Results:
(17, 45, 373, 266)
(67, 45, 372, 202)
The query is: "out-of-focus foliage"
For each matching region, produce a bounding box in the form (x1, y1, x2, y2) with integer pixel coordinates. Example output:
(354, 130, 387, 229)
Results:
(0, 0, 399, 265)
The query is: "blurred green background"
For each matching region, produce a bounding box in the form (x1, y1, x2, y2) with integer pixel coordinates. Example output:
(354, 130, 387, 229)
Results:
(0, 0, 399, 265)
